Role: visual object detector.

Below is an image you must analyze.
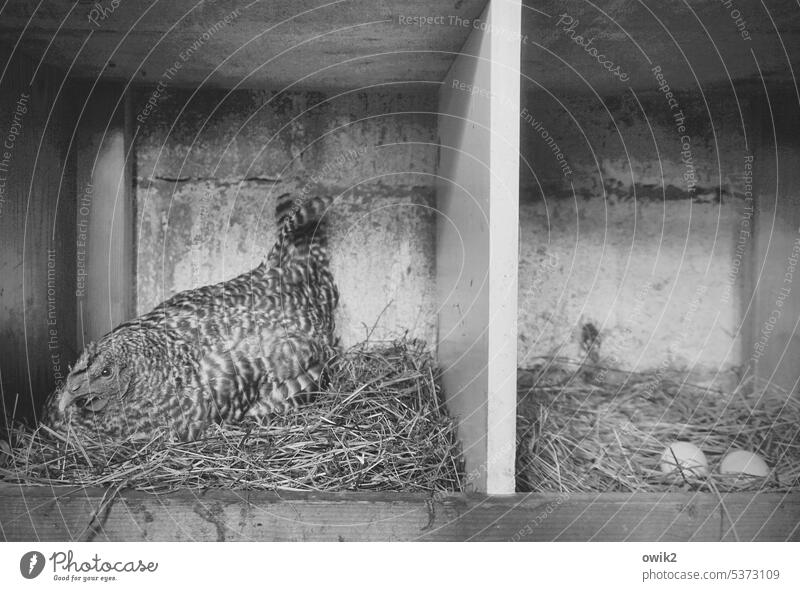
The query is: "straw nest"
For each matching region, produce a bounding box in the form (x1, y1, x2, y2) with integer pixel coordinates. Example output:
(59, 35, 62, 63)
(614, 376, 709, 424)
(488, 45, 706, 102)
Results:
(0, 338, 464, 494)
(516, 361, 800, 493)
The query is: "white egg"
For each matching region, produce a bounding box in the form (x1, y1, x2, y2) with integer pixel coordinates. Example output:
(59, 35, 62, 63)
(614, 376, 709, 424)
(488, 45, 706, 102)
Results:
(660, 442, 709, 478)
(720, 450, 769, 478)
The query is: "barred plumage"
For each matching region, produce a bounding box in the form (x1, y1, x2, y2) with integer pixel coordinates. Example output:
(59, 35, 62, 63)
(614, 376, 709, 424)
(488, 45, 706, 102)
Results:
(43, 193, 339, 441)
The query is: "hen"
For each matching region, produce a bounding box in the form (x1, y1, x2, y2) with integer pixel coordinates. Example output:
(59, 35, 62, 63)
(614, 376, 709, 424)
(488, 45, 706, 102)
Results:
(43, 193, 338, 441)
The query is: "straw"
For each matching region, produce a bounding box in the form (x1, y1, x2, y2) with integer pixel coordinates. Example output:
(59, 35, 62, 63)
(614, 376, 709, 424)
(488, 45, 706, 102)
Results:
(1, 338, 464, 494)
(516, 361, 800, 493)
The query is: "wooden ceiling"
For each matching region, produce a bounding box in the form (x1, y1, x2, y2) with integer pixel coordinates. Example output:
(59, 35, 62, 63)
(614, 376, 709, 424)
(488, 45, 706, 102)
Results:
(2, 1, 798, 94)
(522, 0, 800, 95)
(1, 0, 488, 91)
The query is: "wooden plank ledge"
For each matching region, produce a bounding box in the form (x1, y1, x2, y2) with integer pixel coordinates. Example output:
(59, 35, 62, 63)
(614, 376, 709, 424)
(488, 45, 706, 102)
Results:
(1, 485, 798, 542)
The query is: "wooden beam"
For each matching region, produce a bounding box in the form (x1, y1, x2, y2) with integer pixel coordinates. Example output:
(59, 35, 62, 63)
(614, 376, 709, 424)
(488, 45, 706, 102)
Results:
(487, 0, 521, 495)
(1, 486, 797, 541)
(75, 82, 135, 345)
(436, 1, 520, 494)
(746, 87, 800, 394)
(0, 49, 77, 429)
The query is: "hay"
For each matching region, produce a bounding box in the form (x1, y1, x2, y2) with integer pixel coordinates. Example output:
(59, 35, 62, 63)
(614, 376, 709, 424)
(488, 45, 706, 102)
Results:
(516, 361, 800, 493)
(1, 338, 464, 494)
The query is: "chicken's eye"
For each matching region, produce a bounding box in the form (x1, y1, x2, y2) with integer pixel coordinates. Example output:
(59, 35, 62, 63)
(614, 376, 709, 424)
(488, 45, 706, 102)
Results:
(100, 367, 111, 377)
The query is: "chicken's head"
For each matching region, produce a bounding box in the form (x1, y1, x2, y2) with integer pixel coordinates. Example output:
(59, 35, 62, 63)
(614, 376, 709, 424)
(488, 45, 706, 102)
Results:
(58, 339, 134, 414)
(42, 327, 149, 439)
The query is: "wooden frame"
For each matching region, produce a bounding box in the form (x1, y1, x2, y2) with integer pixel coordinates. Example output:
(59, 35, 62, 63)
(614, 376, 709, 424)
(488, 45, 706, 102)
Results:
(2, 0, 522, 494)
(743, 88, 800, 393)
(2, 0, 799, 543)
(436, 0, 521, 494)
(0, 49, 77, 428)
(1, 486, 797, 541)
(0, 50, 135, 426)
(75, 82, 135, 346)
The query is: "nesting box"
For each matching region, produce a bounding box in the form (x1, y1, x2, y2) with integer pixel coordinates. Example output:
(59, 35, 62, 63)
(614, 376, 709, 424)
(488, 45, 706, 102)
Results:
(1, 0, 520, 520)
(512, 0, 800, 536)
(1, 0, 799, 541)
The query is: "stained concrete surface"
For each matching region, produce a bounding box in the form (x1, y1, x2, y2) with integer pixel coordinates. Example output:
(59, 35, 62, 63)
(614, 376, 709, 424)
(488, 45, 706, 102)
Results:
(517, 89, 751, 383)
(135, 88, 438, 348)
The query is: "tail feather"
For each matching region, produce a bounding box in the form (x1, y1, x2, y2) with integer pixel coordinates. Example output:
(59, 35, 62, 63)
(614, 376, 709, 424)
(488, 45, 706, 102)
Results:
(276, 193, 334, 233)
(274, 192, 298, 227)
(269, 193, 334, 268)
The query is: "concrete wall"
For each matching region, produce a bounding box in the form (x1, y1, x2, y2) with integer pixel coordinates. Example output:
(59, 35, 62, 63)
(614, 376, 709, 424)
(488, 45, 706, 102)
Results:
(135, 88, 438, 349)
(134, 85, 754, 382)
(518, 89, 751, 383)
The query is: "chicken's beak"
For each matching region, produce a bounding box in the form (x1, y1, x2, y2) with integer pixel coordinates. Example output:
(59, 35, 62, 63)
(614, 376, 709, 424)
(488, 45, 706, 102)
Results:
(58, 392, 78, 413)
(58, 376, 90, 413)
